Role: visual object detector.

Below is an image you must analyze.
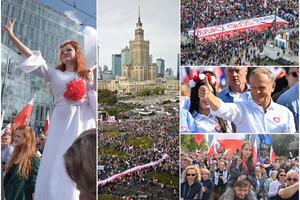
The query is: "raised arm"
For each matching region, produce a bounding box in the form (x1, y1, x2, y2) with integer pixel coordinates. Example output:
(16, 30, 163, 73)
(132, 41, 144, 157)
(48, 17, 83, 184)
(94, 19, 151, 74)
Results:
(3, 19, 33, 57)
(199, 76, 220, 110)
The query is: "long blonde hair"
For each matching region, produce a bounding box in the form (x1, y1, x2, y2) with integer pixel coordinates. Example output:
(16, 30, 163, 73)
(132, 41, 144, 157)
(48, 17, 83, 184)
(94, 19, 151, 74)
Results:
(5, 125, 37, 179)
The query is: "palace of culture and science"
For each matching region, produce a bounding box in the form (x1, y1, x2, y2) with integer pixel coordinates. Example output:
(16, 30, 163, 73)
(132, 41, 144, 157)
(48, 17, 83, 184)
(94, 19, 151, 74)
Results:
(99, 9, 178, 95)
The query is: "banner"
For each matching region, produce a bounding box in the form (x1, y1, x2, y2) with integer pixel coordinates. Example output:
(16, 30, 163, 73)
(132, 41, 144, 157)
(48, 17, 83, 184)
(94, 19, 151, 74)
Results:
(98, 154, 168, 187)
(188, 15, 288, 40)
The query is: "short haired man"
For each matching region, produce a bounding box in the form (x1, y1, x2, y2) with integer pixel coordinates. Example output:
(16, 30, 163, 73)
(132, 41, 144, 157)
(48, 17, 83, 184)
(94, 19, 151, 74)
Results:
(200, 68, 295, 133)
(218, 67, 251, 103)
(219, 179, 256, 200)
(278, 170, 299, 200)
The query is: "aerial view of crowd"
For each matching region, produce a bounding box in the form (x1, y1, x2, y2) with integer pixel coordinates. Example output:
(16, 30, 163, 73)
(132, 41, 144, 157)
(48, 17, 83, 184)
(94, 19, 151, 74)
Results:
(181, 0, 299, 65)
(98, 115, 179, 199)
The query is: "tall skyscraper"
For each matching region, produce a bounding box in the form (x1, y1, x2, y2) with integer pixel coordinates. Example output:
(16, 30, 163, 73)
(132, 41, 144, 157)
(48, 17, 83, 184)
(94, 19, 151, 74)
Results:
(121, 46, 131, 68)
(112, 54, 121, 76)
(122, 7, 156, 81)
(156, 58, 165, 78)
(1, 0, 84, 130)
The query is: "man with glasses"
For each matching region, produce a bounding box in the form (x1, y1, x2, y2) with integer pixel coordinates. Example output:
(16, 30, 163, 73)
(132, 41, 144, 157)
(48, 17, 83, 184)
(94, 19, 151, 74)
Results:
(278, 170, 299, 200)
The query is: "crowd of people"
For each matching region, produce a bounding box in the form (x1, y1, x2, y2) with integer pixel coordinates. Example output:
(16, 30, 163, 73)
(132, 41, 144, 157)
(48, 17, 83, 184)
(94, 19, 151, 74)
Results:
(98, 114, 179, 199)
(181, 0, 299, 65)
(181, 141, 299, 200)
(180, 67, 299, 133)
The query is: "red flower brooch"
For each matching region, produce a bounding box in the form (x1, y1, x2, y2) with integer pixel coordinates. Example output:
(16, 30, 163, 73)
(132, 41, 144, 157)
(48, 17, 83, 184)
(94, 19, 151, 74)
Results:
(63, 80, 86, 101)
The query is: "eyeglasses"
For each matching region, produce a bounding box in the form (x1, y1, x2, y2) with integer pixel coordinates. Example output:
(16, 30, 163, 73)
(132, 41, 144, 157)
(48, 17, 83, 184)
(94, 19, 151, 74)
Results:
(279, 174, 286, 177)
(286, 177, 298, 182)
(289, 71, 298, 78)
(186, 173, 196, 177)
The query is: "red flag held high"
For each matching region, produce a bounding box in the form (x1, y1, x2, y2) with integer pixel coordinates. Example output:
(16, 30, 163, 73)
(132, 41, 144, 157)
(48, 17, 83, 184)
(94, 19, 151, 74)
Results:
(194, 134, 204, 146)
(270, 145, 277, 163)
(13, 96, 35, 131)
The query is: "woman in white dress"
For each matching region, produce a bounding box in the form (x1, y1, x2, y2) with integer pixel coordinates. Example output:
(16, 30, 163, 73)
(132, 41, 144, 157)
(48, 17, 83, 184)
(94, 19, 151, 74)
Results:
(181, 71, 232, 133)
(4, 19, 96, 200)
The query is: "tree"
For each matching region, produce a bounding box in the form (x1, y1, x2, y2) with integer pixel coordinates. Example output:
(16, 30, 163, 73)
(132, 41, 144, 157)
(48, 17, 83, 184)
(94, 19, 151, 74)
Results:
(272, 135, 297, 157)
(98, 89, 117, 105)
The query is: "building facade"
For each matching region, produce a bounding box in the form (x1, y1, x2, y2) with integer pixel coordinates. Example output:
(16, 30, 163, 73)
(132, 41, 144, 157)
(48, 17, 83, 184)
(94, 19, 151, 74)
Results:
(156, 58, 165, 78)
(112, 54, 121, 76)
(1, 0, 84, 130)
(122, 10, 156, 81)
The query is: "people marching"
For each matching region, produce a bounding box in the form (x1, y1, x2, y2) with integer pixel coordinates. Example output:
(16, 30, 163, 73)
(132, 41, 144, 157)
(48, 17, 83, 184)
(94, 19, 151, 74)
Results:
(98, 114, 179, 199)
(181, 0, 299, 66)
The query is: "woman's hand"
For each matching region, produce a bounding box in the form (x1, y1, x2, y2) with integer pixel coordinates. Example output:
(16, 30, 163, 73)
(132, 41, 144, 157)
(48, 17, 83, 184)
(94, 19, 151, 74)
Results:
(237, 175, 247, 181)
(236, 157, 242, 169)
(3, 19, 16, 36)
(3, 19, 33, 57)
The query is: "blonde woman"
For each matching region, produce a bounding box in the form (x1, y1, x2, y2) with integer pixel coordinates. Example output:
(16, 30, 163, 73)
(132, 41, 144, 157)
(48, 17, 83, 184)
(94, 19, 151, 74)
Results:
(4, 126, 40, 200)
(181, 165, 203, 200)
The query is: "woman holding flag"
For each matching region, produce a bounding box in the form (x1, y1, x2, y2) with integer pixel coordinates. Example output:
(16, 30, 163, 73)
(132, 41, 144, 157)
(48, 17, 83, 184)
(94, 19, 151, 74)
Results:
(4, 19, 96, 200)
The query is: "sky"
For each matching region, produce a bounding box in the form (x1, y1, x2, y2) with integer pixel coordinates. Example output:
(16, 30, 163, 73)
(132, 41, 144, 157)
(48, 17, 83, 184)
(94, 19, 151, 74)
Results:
(98, 0, 180, 73)
(39, 0, 97, 67)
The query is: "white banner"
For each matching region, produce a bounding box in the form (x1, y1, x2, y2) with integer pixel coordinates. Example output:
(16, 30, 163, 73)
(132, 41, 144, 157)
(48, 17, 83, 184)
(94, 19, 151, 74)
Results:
(98, 154, 169, 187)
(188, 15, 288, 39)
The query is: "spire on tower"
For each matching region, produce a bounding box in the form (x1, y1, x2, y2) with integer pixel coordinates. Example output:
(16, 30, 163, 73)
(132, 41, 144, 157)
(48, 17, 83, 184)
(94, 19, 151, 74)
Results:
(137, 6, 142, 27)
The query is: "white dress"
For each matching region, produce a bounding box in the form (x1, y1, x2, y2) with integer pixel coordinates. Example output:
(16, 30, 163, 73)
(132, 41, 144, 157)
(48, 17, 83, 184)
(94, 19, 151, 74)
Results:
(18, 51, 96, 200)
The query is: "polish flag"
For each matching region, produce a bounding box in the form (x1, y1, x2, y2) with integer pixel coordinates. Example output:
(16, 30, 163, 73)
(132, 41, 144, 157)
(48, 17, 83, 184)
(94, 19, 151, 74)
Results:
(253, 137, 258, 164)
(44, 112, 50, 133)
(12, 96, 35, 131)
(208, 135, 220, 157)
(216, 134, 243, 150)
(194, 134, 204, 146)
(270, 145, 276, 164)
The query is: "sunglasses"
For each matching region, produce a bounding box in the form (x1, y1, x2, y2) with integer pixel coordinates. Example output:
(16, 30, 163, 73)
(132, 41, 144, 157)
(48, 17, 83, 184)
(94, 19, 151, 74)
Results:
(279, 174, 286, 177)
(289, 71, 298, 78)
(286, 177, 298, 182)
(186, 173, 196, 177)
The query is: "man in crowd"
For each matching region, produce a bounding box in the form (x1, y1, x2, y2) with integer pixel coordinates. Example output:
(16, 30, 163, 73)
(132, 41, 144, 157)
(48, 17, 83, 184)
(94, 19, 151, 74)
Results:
(218, 67, 251, 103)
(219, 179, 256, 200)
(278, 170, 299, 200)
(1, 127, 14, 165)
(200, 67, 295, 133)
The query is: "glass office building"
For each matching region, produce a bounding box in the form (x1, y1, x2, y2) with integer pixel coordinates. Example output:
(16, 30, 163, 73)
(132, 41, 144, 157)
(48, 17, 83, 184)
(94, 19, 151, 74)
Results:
(1, 0, 84, 131)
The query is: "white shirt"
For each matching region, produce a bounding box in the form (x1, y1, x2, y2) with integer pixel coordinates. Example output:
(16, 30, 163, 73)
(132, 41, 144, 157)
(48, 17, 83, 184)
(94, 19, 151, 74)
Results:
(192, 111, 232, 133)
(210, 99, 296, 133)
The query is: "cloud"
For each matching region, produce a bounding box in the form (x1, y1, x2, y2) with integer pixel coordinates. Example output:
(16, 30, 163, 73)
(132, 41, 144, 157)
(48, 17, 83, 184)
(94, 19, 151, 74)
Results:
(64, 10, 82, 25)
(83, 26, 97, 68)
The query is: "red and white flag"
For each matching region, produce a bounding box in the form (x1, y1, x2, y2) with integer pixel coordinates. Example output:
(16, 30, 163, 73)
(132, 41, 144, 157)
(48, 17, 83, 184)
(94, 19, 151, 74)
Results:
(208, 135, 220, 157)
(12, 96, 35, 131)
(217, 134, 243, 151)
(270, 145, 276, 164)
(44, 112, 50, 133)
(253, 137, 258, 164)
